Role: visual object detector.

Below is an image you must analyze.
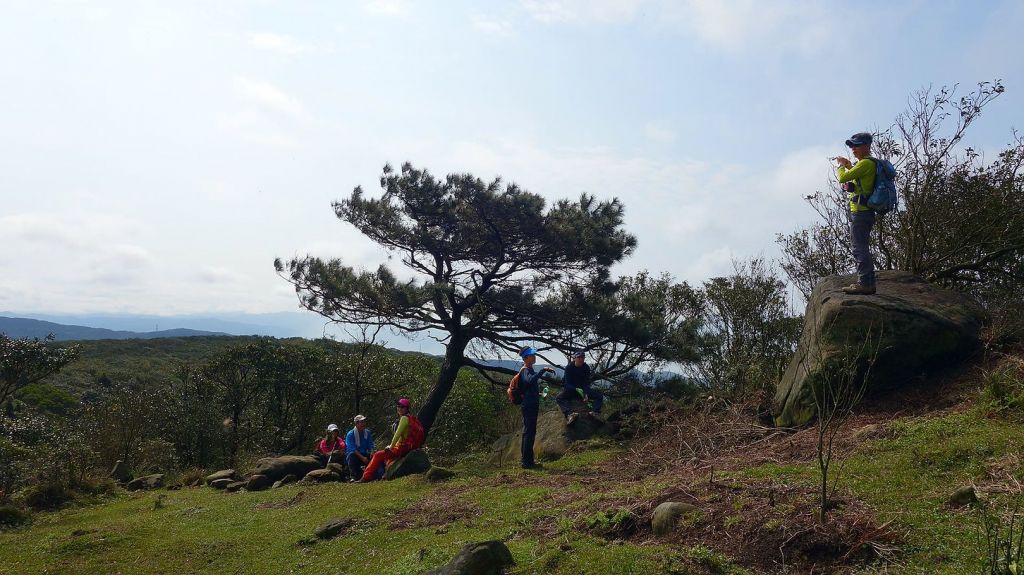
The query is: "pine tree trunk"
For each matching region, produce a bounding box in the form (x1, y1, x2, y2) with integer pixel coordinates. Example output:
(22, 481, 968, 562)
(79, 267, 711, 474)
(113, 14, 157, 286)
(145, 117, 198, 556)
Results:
(416, 334, 469, 436)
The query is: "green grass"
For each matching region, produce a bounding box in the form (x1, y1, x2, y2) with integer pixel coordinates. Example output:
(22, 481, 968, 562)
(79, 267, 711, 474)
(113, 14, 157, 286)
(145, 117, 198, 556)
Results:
(738, 408, 1024, 574)
(8, 401, 1024, 573)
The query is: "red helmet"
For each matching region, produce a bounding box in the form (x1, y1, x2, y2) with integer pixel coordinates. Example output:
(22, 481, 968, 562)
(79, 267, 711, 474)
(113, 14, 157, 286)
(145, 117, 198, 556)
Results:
(396, 398, 411, 408)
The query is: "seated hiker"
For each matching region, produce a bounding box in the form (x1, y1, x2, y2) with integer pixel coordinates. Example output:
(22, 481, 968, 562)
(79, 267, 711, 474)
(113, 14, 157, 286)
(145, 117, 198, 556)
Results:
(359, 398, 425, 482)
(556, 350, 604, 425)
(316, 423, 346, 465)
(345, 414, 374, 481)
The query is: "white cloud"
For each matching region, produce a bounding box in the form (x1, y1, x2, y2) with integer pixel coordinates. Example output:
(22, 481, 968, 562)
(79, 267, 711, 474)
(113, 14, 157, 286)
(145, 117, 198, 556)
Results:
(197, 266, 249, 285)
(364, 0, 411, 17)
(247, 32, 317, 56)
(233, 77, 310, 123)
(521, 0, 644, 24)
(673, 0, 835, 54)
(644, 121, 677, 144)
(471, 14, 514, 36)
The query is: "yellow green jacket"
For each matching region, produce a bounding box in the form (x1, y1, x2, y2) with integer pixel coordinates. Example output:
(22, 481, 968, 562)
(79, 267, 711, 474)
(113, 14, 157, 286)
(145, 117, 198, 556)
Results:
(838, 158, 876, 213)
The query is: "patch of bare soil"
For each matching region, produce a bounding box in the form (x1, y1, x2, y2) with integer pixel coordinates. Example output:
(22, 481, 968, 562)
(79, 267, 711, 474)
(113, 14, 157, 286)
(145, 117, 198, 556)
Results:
(389, 488, 482, 530)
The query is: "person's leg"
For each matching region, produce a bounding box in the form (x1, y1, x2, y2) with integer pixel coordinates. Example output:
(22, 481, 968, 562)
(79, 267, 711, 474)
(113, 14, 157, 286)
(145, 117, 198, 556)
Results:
(521, 405, 538, 468)
(555, 388, 575, 416)
(586, 387, 604, 414)
(850, 211, 876, 287)
(361, 450, 388, 481)
(346, 452, 363, 479)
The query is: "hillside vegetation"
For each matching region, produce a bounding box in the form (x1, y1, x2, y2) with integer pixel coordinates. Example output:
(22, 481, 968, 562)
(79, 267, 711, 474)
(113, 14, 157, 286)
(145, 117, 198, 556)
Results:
(2, 352, 1023, 574)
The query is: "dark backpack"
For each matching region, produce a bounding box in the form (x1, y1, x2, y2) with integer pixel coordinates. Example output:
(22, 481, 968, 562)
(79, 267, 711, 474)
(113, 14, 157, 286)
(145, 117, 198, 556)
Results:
(506, 371, 523, 405)
(867, 158, 898, 215)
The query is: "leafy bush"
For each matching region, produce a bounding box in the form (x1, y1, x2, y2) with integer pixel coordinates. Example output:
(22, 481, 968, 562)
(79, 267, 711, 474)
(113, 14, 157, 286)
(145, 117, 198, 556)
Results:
(583, 508, 638, 538)
(20, 481, 71, 511)
(977, 498, 1024, 575)
(0, 505, 29, 529)
(981, 363, 1024, 415)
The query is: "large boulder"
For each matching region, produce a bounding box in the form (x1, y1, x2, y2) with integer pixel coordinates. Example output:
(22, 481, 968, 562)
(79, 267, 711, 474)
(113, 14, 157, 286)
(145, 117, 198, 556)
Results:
(489, 409, 613, 467)
(773, 271, 985, 428)
(209, 478, 233, 490)
(425, 540, 515, 575)
(250, 455, 322, 483)
(126, 474, 164, 491)
(204, 469, 237, 486)
(384, 449, 431, 480)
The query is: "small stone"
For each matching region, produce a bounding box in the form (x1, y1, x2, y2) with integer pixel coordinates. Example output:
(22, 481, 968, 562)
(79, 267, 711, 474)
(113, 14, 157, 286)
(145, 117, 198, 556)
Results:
(425, 467, 455, 482)
(314, 517, 355, 540)
(246, 474, 271, 492)
(204, 469, 237, 485)
(224, 481, 246, 493)
(948, 486, 978, 507)
(126, 474, 164, 491)
(209, 478, 233, 490)
(652, 501, 698, 536)
(425, 540, 514, 575)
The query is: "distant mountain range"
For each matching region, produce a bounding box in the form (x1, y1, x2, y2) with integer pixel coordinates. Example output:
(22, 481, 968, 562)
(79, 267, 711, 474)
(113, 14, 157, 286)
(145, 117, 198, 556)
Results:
(0, 316, 228, 341)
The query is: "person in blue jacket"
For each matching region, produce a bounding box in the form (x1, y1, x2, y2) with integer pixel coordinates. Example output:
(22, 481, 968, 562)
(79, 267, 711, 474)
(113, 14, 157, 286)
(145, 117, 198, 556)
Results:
(345, 414, 374, 481)
(517, 346, 555, 469)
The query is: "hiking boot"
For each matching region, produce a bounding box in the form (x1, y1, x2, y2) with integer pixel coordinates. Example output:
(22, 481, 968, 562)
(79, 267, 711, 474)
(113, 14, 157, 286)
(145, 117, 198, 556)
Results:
(842, 283, 876, 295)
(521, 463, 543, 470)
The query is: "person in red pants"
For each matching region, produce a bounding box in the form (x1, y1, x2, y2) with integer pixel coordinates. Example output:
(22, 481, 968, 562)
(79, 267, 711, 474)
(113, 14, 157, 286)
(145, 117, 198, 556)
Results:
(359, 397, 425, 482)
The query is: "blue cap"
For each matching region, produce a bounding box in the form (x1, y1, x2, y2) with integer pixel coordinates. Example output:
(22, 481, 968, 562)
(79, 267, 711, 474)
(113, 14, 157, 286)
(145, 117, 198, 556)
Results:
(845, 132, 872, 147)
(572, 350, 585, 358)
(519, 346, 537, 358)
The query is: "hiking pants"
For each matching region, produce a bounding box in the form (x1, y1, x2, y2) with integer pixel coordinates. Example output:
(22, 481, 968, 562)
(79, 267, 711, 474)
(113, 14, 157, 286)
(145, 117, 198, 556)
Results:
(556, 386, 604, 415)
(347, 452, 369, 480)
(850, 211, 876, 287)
(361, 445, 410, 481)
(521, 404, 539, 468)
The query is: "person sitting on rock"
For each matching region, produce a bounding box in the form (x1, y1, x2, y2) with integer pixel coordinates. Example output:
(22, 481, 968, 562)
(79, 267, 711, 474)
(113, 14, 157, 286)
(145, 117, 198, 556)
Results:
(556, 350, 604, 426)
(359, 398, 425, 482)
(316, 423, 346, 465)
(345, 414, 374, 481)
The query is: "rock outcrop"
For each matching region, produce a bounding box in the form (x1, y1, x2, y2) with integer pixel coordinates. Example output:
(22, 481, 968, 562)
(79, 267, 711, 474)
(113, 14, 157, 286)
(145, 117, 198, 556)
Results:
(384, 449, 432, 480)
(773, 271, 986, 428)
(489, 409, 614, 467)
(652, 501, 698, 536)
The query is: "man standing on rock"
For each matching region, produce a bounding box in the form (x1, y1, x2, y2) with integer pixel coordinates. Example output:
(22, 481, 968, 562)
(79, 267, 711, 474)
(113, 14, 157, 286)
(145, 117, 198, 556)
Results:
(835, 132, 878, 295)
(556, 350, 604, 425)
(517, 346, 555, 470)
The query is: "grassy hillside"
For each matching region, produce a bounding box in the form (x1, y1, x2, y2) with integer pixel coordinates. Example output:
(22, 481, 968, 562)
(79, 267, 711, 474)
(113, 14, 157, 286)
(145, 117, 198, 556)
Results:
(3, 356, 1024, 574)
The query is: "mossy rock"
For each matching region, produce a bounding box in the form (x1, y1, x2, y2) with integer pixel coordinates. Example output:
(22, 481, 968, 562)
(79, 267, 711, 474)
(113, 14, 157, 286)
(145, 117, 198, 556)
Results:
(773, 271, 985, 428)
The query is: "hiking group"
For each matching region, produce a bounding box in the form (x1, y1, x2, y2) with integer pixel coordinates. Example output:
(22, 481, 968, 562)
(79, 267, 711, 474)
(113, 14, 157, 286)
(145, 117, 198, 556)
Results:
(315, 397, 425, 483)
(508, 347, 604, 470)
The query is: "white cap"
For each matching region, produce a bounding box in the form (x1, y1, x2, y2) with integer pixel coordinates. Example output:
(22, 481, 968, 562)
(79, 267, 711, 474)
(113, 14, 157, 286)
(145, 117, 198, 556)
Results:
(353, 414, 367, 423)
(326, 424, 339, 433)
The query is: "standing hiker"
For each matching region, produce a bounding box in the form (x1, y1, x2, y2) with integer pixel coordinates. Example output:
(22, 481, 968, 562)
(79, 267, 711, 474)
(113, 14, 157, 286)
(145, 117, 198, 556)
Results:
(556, 350, 604, 425)
(517, 346, 555, 470)
(359, 398, 425, 482)
(835, 132, 878, 295)
(345, 414, 374, 481)
(316, 423, 346, 465)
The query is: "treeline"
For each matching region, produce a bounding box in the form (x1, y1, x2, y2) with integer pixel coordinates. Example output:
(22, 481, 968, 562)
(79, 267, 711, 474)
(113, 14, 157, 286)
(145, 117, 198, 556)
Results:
(0, 336, 503, 506)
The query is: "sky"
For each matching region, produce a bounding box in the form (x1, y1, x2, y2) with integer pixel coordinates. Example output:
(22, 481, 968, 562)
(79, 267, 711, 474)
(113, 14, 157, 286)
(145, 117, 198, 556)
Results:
(1, 1, 1022, 332)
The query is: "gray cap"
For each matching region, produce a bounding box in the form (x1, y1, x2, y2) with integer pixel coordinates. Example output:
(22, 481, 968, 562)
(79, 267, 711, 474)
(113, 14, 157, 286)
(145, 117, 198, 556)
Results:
(845, 132, 873, 147)
(353, 414, 367, 423)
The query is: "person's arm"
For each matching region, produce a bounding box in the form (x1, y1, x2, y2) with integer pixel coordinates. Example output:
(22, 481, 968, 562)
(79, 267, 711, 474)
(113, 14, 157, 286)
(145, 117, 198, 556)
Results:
(389, 416, 409, 450)
(838, 159, 874, 184)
